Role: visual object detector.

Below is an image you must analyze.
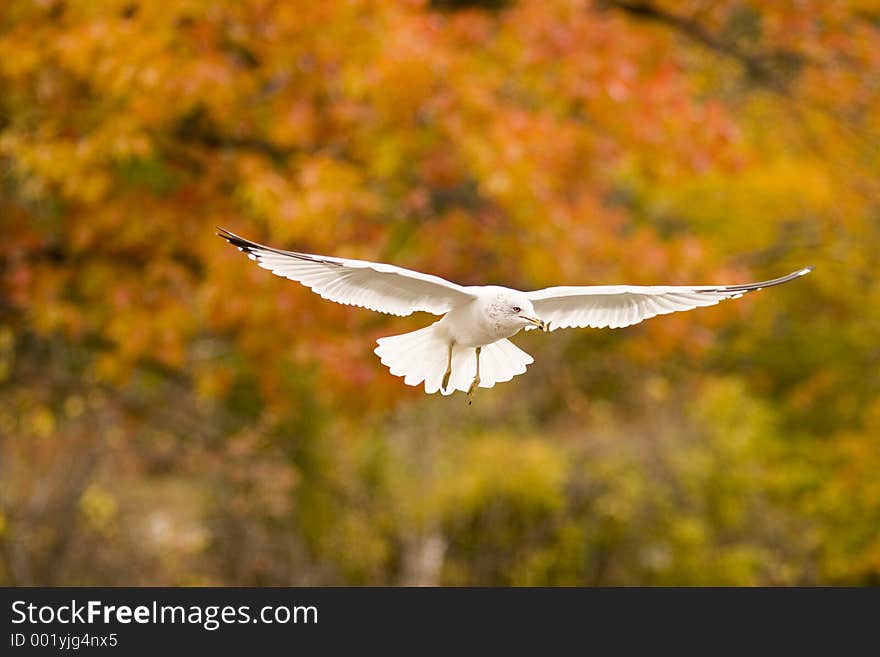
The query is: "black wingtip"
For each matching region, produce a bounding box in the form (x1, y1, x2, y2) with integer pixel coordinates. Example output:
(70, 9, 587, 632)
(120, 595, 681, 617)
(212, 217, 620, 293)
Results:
(701, 265, 816, 296)
(216, 227, 259, 253)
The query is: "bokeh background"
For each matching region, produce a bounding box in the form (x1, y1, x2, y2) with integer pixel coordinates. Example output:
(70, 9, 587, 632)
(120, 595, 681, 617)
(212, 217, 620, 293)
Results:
(2, 0, 879, 586)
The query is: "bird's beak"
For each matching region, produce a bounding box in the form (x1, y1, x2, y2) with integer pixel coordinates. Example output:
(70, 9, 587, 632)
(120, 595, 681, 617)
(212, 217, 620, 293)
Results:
(521, 316, 549, 332)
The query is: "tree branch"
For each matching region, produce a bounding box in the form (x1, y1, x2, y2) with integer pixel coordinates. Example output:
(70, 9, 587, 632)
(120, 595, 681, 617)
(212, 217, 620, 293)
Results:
(601, 1, 808, 92)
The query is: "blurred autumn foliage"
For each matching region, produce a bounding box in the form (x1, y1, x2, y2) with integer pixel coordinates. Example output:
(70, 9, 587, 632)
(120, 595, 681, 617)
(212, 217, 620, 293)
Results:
(2, 0, 879, 585)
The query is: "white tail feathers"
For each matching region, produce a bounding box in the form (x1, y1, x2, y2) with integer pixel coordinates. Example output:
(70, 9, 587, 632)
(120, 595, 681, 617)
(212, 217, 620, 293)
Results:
(374, 324, 533, 395)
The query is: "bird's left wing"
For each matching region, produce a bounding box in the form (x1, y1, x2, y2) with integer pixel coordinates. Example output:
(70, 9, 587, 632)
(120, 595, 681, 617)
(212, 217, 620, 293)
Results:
(525, 267, 813, 330)
(218, 228, 475, 316)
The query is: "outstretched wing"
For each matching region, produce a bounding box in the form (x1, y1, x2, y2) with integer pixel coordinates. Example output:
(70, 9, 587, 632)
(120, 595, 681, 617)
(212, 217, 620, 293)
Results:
(526, 267, 813, 331)
(218, 228, 475, 317)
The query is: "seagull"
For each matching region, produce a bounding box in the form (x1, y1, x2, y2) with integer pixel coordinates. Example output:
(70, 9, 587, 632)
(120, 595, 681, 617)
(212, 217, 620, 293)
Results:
(218, 228, 812, 402)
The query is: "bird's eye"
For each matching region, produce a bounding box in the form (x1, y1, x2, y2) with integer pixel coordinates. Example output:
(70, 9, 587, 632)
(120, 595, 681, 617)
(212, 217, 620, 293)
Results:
(512, 306, 521, 313)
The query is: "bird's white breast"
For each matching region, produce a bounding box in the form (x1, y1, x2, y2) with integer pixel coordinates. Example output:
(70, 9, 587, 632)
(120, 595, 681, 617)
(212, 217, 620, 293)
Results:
(436, 286, 521, 347)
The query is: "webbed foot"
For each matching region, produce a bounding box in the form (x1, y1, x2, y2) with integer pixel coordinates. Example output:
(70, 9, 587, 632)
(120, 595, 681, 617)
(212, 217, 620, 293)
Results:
(467, 375, 480, 405)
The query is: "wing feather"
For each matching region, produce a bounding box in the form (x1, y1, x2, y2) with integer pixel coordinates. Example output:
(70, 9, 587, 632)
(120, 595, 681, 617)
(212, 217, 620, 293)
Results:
(218, 228, 475, 316)
(527, 267, 813, 331)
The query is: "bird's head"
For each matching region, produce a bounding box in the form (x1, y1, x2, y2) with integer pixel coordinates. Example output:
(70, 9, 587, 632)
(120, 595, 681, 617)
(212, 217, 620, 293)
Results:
(487, 290, 548, 333)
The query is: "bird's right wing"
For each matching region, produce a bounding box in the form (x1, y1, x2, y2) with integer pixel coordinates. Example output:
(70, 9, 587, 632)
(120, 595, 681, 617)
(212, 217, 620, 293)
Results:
(218, 229, 476, 316)
(526, 267, 813, 330)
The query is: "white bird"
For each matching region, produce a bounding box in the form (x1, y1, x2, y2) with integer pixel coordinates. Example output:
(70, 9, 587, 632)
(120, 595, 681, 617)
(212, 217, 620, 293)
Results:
(218, 229, 812, 401)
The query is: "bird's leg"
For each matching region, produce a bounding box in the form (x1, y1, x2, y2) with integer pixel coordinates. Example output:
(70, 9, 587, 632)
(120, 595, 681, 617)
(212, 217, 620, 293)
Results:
(441, 342, 453, 393)
(467, 347, 481, 404)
